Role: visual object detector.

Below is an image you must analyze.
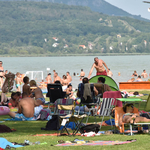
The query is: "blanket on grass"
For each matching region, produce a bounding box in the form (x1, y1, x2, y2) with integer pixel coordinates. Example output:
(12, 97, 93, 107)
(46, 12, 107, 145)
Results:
(56, 139, 136, 146)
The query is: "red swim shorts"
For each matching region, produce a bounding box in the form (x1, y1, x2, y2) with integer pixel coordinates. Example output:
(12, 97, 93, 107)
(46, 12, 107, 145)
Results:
(96, 70, 107, 76)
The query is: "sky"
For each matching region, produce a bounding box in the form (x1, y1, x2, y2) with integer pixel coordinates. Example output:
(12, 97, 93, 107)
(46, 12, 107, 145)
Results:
(105, 0, 150, 20)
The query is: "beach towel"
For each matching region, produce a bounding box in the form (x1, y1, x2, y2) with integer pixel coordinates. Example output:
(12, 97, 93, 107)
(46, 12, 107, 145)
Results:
(103, 91, 123, 107)
(56, 139, 136, 146)
(0, 138, 23, 149)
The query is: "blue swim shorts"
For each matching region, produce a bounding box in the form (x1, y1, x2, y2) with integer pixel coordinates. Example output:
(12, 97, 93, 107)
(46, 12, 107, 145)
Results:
(15, 113, 35, 121)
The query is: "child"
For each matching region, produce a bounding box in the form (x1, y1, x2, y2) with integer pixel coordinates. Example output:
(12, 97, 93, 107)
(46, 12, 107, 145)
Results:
(22, 76, 31, 96)
(15, 72, 21, 92)
(30, 80, 45, 106)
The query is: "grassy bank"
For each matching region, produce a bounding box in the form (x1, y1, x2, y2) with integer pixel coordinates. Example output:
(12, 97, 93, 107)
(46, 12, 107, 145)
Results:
(0, 92, 150, 149)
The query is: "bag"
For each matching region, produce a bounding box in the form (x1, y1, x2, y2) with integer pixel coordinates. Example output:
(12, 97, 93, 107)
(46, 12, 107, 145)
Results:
(41, 115, 60, 130)
(140, 113, 150, 119)
(80, 124, 100, 134)
(38, 109, 49, 120)
(0, 125, 12, 133)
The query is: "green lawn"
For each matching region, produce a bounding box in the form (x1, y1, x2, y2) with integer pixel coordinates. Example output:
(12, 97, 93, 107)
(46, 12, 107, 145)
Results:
(0, 91, 150, 149)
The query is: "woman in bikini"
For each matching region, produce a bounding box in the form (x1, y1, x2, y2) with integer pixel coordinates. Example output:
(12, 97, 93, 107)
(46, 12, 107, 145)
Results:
(120, 103, 150, 125)
(0, 61, 4, 89)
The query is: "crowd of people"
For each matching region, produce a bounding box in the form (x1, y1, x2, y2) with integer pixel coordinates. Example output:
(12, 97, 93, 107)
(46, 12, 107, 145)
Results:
(128, 70, 149, 82)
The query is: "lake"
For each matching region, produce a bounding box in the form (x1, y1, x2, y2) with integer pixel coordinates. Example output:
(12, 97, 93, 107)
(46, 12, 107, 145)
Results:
(1, 55, 149, 89)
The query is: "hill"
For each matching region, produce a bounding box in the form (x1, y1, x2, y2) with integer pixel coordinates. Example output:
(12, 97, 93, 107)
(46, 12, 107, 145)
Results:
(46, 0, 149, 22)
(0, 1, 150, 55)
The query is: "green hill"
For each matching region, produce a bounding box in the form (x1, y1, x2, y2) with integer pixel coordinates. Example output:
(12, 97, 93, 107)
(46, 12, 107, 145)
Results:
(0, 1, 150, 56)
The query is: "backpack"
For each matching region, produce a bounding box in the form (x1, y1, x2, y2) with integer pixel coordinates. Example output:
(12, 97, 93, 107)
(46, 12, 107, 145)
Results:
(80, 124, 100, 134)
(41, 115, 60, 130)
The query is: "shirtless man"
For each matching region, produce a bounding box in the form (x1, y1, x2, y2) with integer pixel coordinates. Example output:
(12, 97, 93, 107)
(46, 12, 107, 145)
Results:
(22, 76, 31, 96)
(66, 72, 72, 83)
(88, 57, 109, 78)
(107, 68, 113, 78)
(53, 72, 62, 84)
(80, 69, 85, 77)
(8, 96, 35, 120)
(30, 80, 45, 106)
(62, 75, 69, 86)
(141, 70, 148, 78)
(46, 73, 52, 83)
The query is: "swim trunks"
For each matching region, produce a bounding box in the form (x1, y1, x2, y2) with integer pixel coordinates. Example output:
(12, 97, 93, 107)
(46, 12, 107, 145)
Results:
(37, 97, 45, 104)
(14, 113, 35, 121)
(96, 70, 107, 76)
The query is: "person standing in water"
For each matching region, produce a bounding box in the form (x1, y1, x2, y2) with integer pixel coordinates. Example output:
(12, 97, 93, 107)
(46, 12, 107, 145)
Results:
(88, 57, 109, 78)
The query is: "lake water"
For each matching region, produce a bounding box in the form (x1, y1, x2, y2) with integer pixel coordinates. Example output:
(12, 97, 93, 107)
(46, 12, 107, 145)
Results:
(1, 55, 150, 89)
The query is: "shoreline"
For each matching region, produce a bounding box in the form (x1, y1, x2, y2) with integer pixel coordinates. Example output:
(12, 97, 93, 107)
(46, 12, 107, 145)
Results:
(0, 53, 150, 57)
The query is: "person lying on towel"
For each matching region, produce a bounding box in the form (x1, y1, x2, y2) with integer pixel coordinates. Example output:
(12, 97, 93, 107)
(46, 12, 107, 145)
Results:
(119, 103, 150, 125)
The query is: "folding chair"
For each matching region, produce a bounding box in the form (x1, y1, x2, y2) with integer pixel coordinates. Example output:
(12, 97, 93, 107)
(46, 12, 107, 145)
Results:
(87, 98, 115, 128)
(54, 98, 86, 136)
(46, 84, 66, 110)
(77, 83, 101, 116)
(103, 91, 123, 107)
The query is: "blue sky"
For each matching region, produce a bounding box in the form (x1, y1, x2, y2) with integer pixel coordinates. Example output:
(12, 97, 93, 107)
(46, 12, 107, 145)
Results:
(105, 0, 150, 20)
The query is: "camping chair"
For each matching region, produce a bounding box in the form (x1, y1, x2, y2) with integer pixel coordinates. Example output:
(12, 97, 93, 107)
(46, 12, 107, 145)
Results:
(114, 107, 147, 135)
(76, 83, 101, 117)
(103, 91, 123, 107)
(46, 84, 66, 110)
(86, 98, 115, 128)
(54, 98, 86, 136)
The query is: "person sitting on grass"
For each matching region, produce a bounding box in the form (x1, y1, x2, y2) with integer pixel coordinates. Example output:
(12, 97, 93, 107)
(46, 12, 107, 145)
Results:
(8, 96, 36, 120)
(8, 92, 21, 109)
(30, 80, 45, 106)
(119, 103, 150, 125)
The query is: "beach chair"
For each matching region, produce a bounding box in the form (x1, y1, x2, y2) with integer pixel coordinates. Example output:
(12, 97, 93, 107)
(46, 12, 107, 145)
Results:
(88, 98, 115, 128)
(115, 107, 140, 135)
(46, 84, 66, 109)
(103, 91, 123, 107)
(54, 98, 86, 136)
(77, 83, 101, 117)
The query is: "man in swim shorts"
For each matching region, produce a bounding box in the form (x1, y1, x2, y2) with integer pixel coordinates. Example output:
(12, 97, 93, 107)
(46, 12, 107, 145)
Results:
(8, 96, 36, 121)
(88, 57, 109, 78)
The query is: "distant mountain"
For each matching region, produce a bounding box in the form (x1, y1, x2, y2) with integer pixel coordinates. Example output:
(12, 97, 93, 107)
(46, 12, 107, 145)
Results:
(46, 0, 149, 22)
(0, 1, 150, 56)
(0, 0, 148, 22)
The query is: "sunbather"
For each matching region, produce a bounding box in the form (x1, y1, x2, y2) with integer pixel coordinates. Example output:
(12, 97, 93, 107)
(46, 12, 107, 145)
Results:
(119, 103, 150, 125)
(30, 80, 45, 106)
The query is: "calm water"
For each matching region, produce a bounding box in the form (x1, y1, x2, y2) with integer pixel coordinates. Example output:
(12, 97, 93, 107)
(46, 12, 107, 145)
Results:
(1, 55, 150, 89)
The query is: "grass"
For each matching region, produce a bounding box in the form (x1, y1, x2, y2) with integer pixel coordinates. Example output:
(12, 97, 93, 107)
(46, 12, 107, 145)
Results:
(0, 91, 150, 149)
